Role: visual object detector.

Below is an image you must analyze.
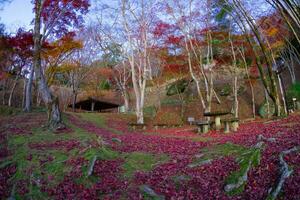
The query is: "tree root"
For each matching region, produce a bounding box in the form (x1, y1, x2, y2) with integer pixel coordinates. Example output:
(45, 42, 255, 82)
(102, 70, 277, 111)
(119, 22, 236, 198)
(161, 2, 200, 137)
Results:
(87, 155, 97, 177)
(257, 134, 276, 143)
(224, 137, 265, 193)
(267, 146, 299, 200)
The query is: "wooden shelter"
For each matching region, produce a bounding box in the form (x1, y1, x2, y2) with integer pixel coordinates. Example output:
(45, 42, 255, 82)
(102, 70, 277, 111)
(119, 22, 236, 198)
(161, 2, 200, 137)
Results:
(69, 96, 121, 112)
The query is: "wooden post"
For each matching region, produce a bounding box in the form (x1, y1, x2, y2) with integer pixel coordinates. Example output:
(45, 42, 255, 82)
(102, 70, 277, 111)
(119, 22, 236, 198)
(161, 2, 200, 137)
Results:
(91, 101, 95, 112)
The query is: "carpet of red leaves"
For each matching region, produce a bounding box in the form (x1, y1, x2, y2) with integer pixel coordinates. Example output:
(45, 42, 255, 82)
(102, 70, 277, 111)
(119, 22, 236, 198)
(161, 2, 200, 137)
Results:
(1, 113, 300, 199)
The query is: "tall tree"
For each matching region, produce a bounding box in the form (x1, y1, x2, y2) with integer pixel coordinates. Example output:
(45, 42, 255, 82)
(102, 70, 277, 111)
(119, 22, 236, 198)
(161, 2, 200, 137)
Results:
(32, 0, 90, 129)
(7, 29, 33, 107)
(121, 0, 158, 123)
(266, 0, 300, 44)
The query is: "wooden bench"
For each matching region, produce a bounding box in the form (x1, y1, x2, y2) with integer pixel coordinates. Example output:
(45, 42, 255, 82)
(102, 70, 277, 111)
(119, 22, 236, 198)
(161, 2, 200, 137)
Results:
(195, 121, 213, 134)
(204, 111, 231, 130)
(128, 123, 147, 131)
(221, 118, 239, 133)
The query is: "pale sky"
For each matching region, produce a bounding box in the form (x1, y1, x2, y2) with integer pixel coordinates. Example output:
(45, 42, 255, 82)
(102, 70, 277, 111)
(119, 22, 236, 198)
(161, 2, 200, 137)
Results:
(0, 0, 34, 33)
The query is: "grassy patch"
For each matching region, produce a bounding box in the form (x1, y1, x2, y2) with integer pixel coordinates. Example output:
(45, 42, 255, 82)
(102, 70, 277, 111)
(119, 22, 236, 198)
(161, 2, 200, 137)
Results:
(2, 114, 113, 198)
(76, 113, 106, 127)
(76, 113, 123, 134)
(191, 143, 249, 164)
(143, 132, 213, 142)
(83, 147, 120, 161)
(122, 152, 169, 178)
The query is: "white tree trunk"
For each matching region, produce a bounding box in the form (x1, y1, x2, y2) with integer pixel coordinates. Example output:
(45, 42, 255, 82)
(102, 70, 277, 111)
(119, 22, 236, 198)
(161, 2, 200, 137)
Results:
(8, 75, 19, 107)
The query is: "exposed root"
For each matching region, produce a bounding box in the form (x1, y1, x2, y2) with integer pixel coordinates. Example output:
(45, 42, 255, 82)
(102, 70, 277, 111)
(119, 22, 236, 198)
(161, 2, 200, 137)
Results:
(87, 155, 98, 177)
(257, 134, 276, 142)
(267, 147, 299, 200)
(224, 138, 265, 194)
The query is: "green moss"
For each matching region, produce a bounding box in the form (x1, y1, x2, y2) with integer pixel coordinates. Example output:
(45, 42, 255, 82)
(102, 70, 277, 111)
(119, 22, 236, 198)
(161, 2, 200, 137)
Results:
(225, 145, 262, 196)
(220, 84, 232, 96)
(198, 143, 249, 161)
(43, 151, 71, 185)
(166, 79, 188, 96)
(286, 82, 300, 109)
(143, 106, 157, 118)
(83, 147, 120, 161)
(0, 105, 22, 116)
(76, 113, 106, 127)
(122, 152, 169, 178)
(161, 98, 182, 106)
(190, 143, 262, 196)
(76, 113, 123, 134)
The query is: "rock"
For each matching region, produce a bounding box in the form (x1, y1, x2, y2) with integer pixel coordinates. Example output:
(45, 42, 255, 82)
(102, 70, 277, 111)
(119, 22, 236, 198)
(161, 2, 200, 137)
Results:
(111, 138, 122, 143)
(194, 153, 204, 158)
(188, 159, 212, 168)
(139, 185, 165, 200)
(173, 175, 191, 182)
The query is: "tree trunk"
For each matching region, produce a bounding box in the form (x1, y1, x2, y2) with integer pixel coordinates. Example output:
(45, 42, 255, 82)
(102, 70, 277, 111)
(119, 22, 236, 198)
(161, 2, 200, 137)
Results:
(265, 89, 270, 118)
(232, 0, 282, 116)
(22, 78, 27, 108)
(36, 91, 42, 107)
(240, 48, 256, 118)
(123, 91, 129, 112)
(136, 108, 144, 124)
(24, 67, 34, 112)
(33, 0, 64, 130)
(277, 74, 287, 115)
(233, 76, 239, 118)
(72, 91, 77, 112)
(8, 75, 19, 107)
(2, 79, 7, 105)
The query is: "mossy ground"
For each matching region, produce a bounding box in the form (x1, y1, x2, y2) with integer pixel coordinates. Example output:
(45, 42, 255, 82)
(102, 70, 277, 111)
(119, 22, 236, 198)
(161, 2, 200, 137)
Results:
(1, 111, 170, 199)
(190, 142, 262, 195)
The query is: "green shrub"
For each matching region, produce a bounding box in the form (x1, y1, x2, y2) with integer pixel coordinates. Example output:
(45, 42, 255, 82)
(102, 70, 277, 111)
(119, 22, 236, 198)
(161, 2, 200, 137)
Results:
(166, 80, 188, 96)
(286, 82, 300, 109)
(238, 85, 245, 95)
(99, 80, 111, 90)
(258, 100, 275, 118)
(0, 106, 21, 116)
(161, 99, 182, 106)
(220, 84, 231, 96)
(143, 106, 157, 118)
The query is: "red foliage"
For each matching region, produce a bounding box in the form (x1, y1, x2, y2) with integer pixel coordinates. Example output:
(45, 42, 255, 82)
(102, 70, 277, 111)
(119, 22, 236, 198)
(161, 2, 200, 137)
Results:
(153, 22, 173, 37)
(68, 113, 300, 199)
(165, 35, 183, 45)
(33, 0, 90, 38)
(29, 140, 81, 151)
(2, 112, 300, 199)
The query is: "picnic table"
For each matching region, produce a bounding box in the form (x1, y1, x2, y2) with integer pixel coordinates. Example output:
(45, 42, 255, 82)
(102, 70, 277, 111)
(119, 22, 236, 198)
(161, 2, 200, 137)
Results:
(221, 118, 239, 133)
(195, 120, 213, 134)
(203, 111, 231, 130)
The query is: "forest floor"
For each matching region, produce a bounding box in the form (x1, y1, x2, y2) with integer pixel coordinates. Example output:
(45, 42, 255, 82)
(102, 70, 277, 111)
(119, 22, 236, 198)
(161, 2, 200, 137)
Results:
(1, 108, 300, 200)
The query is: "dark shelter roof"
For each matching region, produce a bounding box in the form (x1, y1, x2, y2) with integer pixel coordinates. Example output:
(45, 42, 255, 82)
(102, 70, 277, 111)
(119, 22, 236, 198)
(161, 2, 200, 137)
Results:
(70, 97, 120, 111)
